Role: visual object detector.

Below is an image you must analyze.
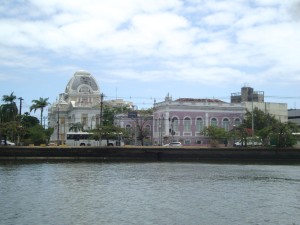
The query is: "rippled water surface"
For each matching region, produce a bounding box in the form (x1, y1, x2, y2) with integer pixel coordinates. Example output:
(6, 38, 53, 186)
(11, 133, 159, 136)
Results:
(0, 161, 299, 225)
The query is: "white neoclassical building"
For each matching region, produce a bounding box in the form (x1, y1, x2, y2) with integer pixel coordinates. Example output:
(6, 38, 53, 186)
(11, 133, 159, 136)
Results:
(48, 71, 102, 143)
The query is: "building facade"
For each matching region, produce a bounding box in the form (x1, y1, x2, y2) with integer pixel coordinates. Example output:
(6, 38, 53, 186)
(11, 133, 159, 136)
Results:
(48, 71, 102, 143)
(152, 95, 245, 146)
(114, 113, 153, 145)
(48, 74, 289, 146)
(288, 109, 300, 128)
(48, 71, 135, 144)
(231, 86, 287, 123)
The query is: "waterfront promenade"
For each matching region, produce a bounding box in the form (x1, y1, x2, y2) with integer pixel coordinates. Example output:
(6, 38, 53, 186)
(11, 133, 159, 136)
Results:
(1, 146, 300, 163)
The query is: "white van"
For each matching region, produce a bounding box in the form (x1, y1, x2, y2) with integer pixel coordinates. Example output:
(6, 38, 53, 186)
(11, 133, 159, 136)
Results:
(234, 137, 262, 147)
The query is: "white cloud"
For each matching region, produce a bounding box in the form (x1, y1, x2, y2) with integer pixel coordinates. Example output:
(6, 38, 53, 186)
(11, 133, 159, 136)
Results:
(1, 0, 300, 107)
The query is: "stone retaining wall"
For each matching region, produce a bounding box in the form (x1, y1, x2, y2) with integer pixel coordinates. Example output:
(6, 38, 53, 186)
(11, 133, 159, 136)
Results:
(1, 146, 300, 163)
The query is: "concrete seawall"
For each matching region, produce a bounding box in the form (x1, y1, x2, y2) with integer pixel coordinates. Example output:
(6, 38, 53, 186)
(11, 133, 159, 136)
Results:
(1, 146, 300, 164)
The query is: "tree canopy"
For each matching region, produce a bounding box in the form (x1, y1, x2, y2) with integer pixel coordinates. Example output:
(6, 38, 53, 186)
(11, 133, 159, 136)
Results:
(30, 97, 50, 126)
(0, 92, 18, 123)
(239, 108, 299, 147)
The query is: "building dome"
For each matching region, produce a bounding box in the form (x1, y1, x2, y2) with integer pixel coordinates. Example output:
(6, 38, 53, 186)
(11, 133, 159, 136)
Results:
(65, 71, 100, 95)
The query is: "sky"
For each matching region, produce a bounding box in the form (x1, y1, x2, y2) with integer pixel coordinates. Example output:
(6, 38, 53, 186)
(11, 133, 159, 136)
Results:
(1, 0, 300, 119)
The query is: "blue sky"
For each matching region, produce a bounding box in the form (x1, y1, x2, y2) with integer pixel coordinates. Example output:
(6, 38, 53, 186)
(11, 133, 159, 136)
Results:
(1, 0, 300, 118)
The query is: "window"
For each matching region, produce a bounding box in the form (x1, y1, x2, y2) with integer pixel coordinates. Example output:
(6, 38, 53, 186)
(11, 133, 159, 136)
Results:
(222, 118, 230, 131)
(154, 119, 158, 132)
(81, 114, 88, 126)
(79, 86, 90, 93)
(125, 124, 132, 132)
(184, 139, 191, 145)
(234, 118, 241, 126)
(211, 118, 217, 127)
(196, 118, 204, 132)
(173, 118, 179, 131)
(184, 117, 191, 132)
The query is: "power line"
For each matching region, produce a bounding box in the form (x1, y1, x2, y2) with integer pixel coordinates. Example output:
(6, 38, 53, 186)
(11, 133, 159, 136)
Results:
(265, 96, 300, 99)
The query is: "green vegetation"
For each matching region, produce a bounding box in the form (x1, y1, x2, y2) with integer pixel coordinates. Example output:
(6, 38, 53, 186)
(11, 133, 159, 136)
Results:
(203, 126, 228, 147)
(91, 105, 128, 144)
(233, 108, 299, 147)
(1, 91, 298, 148)
(30, 97, 50, 126)
(202, 108, 299, 148)
(0, 93, 53, 145)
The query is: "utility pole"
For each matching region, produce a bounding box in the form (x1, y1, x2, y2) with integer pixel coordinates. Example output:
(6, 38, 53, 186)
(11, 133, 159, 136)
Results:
(18, 97, 24, 115)
(57, 106, 60, 146)
(98, 93, 104, 147)
(100, 93, 104, 127)
(251, 91, 254, 146)
(43, 116, 47, 128)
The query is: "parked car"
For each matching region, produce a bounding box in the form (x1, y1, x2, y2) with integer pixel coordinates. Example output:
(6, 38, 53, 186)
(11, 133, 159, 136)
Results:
(234, 137, 262, 147)
(1, 140, 16, 146)
(163, 141, 182, 147)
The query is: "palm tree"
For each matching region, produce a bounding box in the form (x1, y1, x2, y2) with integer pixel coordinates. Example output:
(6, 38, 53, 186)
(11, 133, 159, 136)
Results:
(1, 92, 18, 122)
(2, 92, 17, 104)
(30, 97, 50, 126)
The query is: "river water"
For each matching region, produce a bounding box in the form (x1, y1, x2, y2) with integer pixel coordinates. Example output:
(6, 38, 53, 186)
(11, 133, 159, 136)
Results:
(0, 161, 299, 225)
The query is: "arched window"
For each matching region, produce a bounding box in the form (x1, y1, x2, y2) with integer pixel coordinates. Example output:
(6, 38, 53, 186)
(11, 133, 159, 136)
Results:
(211, 118, 217, 127)
(173, 118, 179, 131)
(184, 117, 191, 132)
(196, 118, 204, 132)
(222, 118, 230, 131)
(234, 118, 241, 126)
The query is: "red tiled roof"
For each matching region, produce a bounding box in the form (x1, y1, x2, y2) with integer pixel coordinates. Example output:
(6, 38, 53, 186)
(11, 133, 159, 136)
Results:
(175, 98, 225, 103)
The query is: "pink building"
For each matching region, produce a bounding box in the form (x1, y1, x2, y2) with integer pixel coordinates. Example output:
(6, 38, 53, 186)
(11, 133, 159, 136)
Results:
(153, 95, 245, 146)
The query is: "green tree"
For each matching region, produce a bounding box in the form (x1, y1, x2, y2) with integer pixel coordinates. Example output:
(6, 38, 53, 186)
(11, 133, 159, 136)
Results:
(242, 108, 299, 147)
(0, 92, 19, 143)
(0, 92, 18, 122)
(243, 108, 277, 132)
(102, 105, 131, 126)
(102, 105, 115, 126)
(28, 125, 48, 145)
(92, 125, 125, 145)
(44, 127, 54, 144)
(21, 112, 39, 128)
(30, 97, 50, 126)
(270, 122, 298, 147)
(203, 126, 227, 147)
(18, 113, 40, 144)
(0, 121, 18, 144)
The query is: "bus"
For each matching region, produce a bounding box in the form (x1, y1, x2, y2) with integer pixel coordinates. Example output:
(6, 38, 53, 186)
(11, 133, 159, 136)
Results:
(65, 132, 124, 147)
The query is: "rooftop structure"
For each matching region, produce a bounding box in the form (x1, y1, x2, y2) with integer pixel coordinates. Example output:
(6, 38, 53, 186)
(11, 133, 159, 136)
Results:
(231, 86, 264, 103)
